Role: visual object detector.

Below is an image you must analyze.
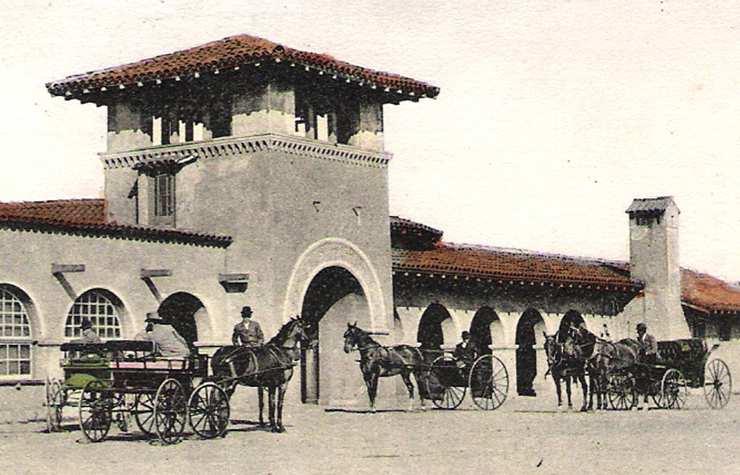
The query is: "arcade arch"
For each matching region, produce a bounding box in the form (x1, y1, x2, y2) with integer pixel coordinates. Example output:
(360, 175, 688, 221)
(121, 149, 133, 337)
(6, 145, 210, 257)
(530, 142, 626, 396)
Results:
(158, 292, 207, 348)
(417, 302, 455, 352)
(469, 306, 503, 355)
(515, 308, 545, 397)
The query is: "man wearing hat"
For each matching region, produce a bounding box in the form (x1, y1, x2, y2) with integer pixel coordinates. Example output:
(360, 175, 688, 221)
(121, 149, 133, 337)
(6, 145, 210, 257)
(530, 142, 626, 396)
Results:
(453, 331, 476, 367)
(136, 311, 190, 358)
(636, 322, 658, 365)
(72, 318, 102, 344)
(232, 306, 264, 348)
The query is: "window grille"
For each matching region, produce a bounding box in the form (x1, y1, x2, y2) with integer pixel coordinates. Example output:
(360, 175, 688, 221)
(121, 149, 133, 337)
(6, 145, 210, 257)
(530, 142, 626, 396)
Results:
(0, 288, 31, 377)
(65, 291, 122, 339)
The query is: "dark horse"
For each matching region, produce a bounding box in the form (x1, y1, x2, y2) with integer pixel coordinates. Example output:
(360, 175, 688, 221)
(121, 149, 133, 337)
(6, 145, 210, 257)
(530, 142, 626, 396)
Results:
(343, 323, 425, 412)
(544, 331, 589, 411)
(211, 317, 308, 432)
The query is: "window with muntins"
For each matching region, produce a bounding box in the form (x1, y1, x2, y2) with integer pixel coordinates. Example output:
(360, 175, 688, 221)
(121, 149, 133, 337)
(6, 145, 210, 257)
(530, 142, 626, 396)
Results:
(65, 291, 122, 340)
(154, 173, 174, 218)
(0, 288, 32, 377)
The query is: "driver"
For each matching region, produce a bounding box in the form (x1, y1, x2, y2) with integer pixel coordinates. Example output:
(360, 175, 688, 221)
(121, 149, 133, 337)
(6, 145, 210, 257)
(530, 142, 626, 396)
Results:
(136, 312, 190, 358)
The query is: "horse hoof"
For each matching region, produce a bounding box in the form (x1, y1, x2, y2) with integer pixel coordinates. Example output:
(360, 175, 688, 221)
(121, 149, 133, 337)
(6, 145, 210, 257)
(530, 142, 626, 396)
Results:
(271, 426, 285, 433)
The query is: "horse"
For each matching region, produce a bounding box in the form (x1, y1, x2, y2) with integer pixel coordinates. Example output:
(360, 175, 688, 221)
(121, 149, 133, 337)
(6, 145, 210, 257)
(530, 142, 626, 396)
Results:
(569, 325, 640, 410)
(210, 316, 309, 432)
(543, 331, 589, 411)
(343, 323, 426, 412)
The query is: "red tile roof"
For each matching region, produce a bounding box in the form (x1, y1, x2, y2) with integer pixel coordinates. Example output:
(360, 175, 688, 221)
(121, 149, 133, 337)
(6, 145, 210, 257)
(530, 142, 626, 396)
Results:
(681, 269, 740, 314)
(392, 242, 639, 289)
(46, 34, 439, 102)
(0, 199, 231, 248)
(0, 199, 107, 224)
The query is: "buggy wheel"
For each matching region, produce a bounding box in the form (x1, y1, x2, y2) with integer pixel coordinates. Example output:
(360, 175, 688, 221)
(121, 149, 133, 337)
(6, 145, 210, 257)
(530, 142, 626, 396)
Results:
(154, 378, 187, 445)
(78, 380, 112, 442)
(606, 373, 637, 410)
(662, 369, 687, 409)
(133, 393, 156, 436)
(469, 354, 509, 410)
(46, 378, 64, 433)
(704, 359, 732, 409)
(424, 356, 466, 410)
(188, 383, 230, 438)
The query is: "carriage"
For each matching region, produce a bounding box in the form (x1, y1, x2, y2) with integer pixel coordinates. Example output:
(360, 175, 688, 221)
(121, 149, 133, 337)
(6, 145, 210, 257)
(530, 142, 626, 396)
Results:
(423, 350, 510, 410)
(604, 339, 732, 411)
(45, 340, 230, 444)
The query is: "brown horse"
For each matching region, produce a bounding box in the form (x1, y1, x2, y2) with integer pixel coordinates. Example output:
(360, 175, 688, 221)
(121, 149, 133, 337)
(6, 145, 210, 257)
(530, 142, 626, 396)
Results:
(543, 332, 589, 411)
(211, 317, 309, 432)
(343, 323, 426, 412)
(570, 326, 640, 410)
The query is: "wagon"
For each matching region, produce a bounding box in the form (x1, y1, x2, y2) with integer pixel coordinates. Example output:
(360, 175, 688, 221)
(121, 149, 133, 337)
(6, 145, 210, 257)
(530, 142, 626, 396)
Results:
(45, 340, 230, 444)
(422, 350, 509, 410)
(605, 339, 732, 410)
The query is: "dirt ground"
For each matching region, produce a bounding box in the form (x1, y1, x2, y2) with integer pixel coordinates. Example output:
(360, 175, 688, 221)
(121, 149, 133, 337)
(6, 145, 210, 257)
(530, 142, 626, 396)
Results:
(2, 387, 739, 475)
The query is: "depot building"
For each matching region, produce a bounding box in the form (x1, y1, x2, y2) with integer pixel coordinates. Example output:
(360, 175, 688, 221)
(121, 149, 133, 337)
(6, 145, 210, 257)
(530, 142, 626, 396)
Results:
(1, 34, 739, 409)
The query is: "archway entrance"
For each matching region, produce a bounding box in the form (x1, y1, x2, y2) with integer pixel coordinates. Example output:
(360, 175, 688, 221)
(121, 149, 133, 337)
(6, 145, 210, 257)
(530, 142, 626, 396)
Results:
(158, 292, 205, 349)
(469, 306, 503, 356)
(300, 266, 368, 405)
(417, 302, 452, 355)
(516, 309, 545, 397)
(557, 309, 585, 342)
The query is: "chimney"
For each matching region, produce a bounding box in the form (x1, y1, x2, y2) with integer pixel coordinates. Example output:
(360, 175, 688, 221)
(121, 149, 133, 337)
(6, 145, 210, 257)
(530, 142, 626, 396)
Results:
(626, 196, 690, 340)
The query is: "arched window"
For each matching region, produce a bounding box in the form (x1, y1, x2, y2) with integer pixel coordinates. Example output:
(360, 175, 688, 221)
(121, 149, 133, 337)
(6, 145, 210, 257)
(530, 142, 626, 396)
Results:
(0, 287, 32, 377)
(65, 290, 122, 339)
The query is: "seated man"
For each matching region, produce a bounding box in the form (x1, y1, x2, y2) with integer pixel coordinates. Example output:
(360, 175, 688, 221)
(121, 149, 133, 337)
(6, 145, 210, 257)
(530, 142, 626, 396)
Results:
(453, 331, 477, 367)
(136, 312, 190, 358)
(71, 318, 102, 344)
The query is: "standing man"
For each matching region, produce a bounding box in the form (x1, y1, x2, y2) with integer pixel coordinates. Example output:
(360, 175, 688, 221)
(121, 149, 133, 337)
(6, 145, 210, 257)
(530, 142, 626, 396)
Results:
(636, 323, 658, 364)
(232, 306, 264, 348)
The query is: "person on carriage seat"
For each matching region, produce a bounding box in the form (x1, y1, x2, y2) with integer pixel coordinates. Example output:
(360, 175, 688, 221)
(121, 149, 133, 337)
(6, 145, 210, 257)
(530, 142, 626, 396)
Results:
(135, 312, 190, 358)
(232, 306, 264, 348)
(71, 318, 102, 344)
(453, 331, 477, 368)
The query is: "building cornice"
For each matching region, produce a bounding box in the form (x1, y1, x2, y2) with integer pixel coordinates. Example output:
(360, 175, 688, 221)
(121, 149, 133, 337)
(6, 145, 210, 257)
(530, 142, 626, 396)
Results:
(100, 134, 392, 170)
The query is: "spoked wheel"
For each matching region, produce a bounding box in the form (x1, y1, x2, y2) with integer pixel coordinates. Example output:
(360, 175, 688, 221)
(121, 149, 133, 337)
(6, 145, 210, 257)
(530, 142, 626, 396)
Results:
(661, 369, 687, 409)
(188, 383, 230, 439)
(469, 354, 509, 410)
(704, 359, 732, 409)
(46, 378, 64, 433)
(79, 380, 113, 442)
(424, 356, 466, 410)
(606, 373, 637, 410)
(154, 378, 187, 445)
(133, 393, 156, 436)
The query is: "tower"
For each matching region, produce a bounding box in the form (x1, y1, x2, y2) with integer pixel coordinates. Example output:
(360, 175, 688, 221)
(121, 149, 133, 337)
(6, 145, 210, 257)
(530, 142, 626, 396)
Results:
(626, 196, 690, 339)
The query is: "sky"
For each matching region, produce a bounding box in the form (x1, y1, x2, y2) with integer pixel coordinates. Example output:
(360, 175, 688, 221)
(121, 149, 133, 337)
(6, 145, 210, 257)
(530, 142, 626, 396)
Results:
(1, 1, 739, 282)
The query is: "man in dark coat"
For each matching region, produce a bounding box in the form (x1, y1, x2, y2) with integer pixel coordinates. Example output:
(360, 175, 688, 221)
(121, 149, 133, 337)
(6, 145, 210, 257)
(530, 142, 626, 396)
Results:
(232, 306, 264, 348)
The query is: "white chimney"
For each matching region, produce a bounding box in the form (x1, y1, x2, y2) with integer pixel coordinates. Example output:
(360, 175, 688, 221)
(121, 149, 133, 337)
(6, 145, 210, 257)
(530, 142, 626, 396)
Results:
(626, 196, 690, 340)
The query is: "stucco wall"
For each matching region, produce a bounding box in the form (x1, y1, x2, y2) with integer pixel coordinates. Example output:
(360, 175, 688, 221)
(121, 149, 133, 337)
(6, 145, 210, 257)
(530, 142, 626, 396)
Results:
(0, 228, 227, 383)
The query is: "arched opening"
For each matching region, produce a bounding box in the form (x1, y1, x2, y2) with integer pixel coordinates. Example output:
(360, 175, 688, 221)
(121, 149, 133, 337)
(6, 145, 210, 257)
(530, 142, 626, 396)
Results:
(157, 292, 205, 349)
(469, 306, 502, 356)
(516, 308, 545, 397)
(65, 289, 123, 340)
(300, 266, 367, 405)
(417, 302, 452, 353)
(557, 309, 585, 342)
(0, 284, 35, 379)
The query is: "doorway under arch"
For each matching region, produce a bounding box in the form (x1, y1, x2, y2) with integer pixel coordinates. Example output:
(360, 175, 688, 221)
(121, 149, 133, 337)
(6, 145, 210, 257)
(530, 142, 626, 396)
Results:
(300, 266, 368, 405)
(417, 302, 452, 352)
(516, 308, 545, 397)
(158, 292, 206, 349)
(469, 306, 503, 356)
(557, 309, 586, 342)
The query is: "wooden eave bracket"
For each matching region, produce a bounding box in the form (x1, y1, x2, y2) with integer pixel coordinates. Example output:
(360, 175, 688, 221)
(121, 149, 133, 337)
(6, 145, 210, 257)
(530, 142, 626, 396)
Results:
(140, 269, 173, 279)
(219, 273, 249, 293)
(51, 264, 85, 274)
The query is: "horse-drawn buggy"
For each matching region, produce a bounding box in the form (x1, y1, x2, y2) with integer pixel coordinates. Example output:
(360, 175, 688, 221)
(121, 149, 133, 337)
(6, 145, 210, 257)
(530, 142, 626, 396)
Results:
(46, 316, 308, 443)
(46, 340, 230, 444)
(603, 338, 732, 411)
(342, 323, 510, 411)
